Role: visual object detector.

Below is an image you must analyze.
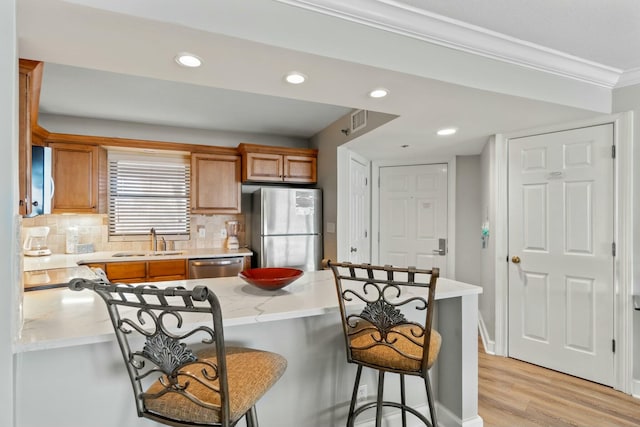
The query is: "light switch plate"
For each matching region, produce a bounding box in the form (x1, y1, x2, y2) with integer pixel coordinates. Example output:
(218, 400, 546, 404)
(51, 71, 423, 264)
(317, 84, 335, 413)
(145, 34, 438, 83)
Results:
(198, 226, 206, 238)
(326, 222, 336, 233)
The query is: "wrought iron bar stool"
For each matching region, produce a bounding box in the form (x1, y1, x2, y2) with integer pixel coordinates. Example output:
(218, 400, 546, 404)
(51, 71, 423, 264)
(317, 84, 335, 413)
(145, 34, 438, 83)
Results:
(68, 278, 287, 427)
(323, 260, 440, 427)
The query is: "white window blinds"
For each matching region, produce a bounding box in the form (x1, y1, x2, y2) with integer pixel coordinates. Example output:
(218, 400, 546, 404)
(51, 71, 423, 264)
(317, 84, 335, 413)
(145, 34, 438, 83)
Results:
(108, 152, 190, 237)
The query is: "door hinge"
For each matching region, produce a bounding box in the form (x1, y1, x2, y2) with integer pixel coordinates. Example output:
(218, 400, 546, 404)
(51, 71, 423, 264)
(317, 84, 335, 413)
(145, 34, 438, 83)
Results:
(506, 255, 509, 262)
(364, 177, 368, 186)
(612, 339, 616, 353)
(378, 231, 380, 243)
(364, 230, 367, 238)
(612, 145, 616, 159)
(612, 242, 616, 257)
(378, 176, 380, 188)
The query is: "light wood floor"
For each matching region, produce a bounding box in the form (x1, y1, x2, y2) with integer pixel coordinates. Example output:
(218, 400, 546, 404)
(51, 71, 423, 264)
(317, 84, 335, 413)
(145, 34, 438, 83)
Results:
(478, 340, 640, 426)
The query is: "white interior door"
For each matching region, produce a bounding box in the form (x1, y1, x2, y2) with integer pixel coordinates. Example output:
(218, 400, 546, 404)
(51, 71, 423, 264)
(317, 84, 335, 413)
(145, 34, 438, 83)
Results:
(348, 153, 370, 263)
(379, 164, 447, 274)
(508, 124, 614, 386)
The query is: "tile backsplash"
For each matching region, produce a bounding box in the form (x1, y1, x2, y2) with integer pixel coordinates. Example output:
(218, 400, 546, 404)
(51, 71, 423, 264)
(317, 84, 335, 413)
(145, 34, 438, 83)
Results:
(21, 214, 247, 254)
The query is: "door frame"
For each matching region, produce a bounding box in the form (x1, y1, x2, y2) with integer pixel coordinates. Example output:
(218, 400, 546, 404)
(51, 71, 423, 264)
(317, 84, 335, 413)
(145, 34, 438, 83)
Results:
(494, 112, 633, 393)
(371, 156, 456, 278)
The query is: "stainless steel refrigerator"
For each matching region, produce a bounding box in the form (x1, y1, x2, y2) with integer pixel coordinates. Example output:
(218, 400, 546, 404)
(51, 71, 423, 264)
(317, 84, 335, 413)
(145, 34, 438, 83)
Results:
(251, 187, 322, 271)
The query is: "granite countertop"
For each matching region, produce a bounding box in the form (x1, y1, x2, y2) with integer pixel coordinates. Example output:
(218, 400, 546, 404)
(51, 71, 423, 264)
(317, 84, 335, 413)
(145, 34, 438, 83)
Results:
(23, 248, 254, 271)
(17, 270, 482, 353)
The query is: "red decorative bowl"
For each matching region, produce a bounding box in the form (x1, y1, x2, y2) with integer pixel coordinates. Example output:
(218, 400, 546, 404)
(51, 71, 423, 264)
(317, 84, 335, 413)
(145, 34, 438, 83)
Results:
(239, 268, 303, 290)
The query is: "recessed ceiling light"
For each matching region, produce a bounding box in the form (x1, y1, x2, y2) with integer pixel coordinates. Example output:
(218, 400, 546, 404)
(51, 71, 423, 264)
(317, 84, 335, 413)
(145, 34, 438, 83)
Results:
(437, 127, 458, 136)
(175, 53, 202, 68)
(369, 88, 389, 98)
(285, 72, 307, 84)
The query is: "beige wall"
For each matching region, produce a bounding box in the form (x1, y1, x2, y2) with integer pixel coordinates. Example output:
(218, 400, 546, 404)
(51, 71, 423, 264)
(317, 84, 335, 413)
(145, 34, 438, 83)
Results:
(1, 0, 17, 425)
(40, 113, 309, 149)
(455, 155, 482, 284)
(310, 111, 396, 260)
(479, 138, 496, 343)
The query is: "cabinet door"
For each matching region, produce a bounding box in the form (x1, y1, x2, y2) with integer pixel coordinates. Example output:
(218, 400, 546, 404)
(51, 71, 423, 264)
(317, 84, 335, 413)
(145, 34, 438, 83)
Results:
(284, 155, 317, 183)
(191, 153, 241, 214)
(50, 143, 99, 213)
(18, 61, 43, 215)
(105, 262, 147, 283)
(244, 152, 283, 182)
(148, 259, 186, 279)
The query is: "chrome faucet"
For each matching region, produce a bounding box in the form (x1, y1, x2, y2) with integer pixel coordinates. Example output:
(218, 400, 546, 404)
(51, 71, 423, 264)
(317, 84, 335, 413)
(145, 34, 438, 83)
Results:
(150, 227, 157, 251)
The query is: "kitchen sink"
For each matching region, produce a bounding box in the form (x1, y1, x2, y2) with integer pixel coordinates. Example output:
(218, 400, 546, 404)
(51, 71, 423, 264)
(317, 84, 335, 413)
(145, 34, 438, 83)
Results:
(112, 251, 183, 257)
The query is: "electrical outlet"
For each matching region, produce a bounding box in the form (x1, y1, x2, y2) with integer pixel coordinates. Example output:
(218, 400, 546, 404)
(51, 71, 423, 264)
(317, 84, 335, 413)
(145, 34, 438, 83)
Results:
(220, 228, 227, 238)
(197, 226, 206, 238)
(357, 385, 367, 402)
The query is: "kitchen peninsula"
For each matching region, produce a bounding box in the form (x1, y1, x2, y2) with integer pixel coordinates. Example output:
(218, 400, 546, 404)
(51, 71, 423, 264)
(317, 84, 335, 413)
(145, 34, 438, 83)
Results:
(16, 270, 482, 427)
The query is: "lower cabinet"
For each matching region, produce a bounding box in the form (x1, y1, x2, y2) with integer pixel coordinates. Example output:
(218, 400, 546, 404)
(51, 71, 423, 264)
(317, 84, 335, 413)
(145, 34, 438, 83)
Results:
(147, 259, 187, 282)
(85, 259, 187, 284)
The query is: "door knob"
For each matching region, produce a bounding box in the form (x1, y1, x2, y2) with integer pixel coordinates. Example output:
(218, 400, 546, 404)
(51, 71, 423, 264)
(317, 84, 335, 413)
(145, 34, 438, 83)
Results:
(350, 247, 358, 253)
(511, 256, 521, 264)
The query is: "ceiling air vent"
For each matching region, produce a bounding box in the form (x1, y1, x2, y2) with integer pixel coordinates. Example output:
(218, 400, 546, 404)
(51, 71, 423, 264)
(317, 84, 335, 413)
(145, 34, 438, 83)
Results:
(350, 109, 367, 134)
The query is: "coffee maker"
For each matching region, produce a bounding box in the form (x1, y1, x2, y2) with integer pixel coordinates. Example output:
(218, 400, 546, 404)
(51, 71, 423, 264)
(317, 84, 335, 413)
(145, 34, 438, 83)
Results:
(24, 226, 52, 256)
(225, 220, 240, 250)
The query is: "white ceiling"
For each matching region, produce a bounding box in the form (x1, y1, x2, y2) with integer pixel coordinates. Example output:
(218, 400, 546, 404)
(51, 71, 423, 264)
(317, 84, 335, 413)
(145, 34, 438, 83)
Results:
(18, 0, 640, 160)
(40, 63, 352, 139)
(398, 0, 640, 70)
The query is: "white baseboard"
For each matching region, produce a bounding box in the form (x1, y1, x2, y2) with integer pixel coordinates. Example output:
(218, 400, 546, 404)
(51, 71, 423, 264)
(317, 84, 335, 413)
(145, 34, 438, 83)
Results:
(437, 403, 484, 427)
(353, 402, 484, 427)
(632, 379, 640, 398)
(478, 313, 495, 355)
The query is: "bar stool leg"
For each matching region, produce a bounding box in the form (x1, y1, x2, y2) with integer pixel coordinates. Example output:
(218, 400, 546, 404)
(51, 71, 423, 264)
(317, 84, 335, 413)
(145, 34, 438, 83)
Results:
(375, 370, 385, 427)
(245, 406, 258, 427)
(347, 365, 363, 427)
(400, 374, 407, 427)
(424, 374, 438, 427)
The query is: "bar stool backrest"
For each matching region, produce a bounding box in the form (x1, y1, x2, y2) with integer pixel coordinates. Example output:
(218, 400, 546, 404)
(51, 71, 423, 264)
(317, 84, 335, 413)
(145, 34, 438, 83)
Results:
(323, 260, 439, 376)
(68, 278, 232, 426)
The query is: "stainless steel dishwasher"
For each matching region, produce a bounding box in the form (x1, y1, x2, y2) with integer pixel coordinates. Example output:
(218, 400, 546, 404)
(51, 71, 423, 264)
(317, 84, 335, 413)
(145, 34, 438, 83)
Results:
(188, 257, 245, 279)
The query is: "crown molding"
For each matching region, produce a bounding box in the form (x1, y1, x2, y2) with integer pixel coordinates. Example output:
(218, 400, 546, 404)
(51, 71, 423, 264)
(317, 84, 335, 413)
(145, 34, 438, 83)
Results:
(616, 67, 640, 88)
(276, 0, 623, 88)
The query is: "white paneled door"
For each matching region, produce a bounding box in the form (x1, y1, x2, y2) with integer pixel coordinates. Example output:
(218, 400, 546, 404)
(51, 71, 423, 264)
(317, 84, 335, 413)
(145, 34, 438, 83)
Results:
(508, 124, 614, 386)
(348, 153, 370, 263)
(379, 164, 447, 275)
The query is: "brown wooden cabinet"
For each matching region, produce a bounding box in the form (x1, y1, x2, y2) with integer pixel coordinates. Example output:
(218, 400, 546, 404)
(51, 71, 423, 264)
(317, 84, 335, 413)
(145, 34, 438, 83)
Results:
(49, 142, 102, 213)
(191, 152, 241, 214)
(18, 60, 45, 216)
(147, 259, 187, 282)
(87, 259, 187, 284)
(105, 261, 147, 283)
(238, 143, 317, 184)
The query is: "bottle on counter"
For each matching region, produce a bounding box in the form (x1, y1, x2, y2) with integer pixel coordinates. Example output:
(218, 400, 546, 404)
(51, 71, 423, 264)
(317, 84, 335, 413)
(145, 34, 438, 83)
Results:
(66, 226, 79, 254)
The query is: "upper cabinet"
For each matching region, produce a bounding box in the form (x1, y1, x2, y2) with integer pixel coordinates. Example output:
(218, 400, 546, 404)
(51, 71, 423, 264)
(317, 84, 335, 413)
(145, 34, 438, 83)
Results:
(238, 143, 317, 184)
(18, 59, 45, 216)
(191, 152, 241, 214)
(49, 142, 104, 213)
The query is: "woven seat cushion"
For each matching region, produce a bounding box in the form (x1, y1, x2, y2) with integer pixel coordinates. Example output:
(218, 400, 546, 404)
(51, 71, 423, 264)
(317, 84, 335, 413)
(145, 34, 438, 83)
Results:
(144, 346, 287, 424)
(350, 325, 441, 372)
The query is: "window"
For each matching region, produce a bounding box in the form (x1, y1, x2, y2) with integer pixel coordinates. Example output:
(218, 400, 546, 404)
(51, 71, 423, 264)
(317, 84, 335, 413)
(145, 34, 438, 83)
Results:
(108, 151, 190, 239)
